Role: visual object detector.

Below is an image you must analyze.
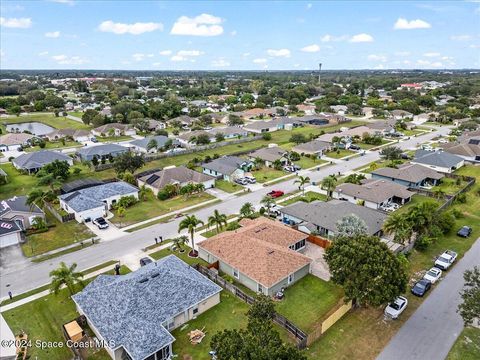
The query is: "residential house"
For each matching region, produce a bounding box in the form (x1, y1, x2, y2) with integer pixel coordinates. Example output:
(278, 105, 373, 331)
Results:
(249, 146, 287, 167)
(330, 105, 348, 115)
(59, 181, 139, 223)
(72, 255, 222, 360)
(243, 120, 279, 134)
(178, 130, 214, 146)
(441, 138, 480, 162)
(13, 150, 73, 174)
(137, 166, 215, 195)
(198, 217, 311, 296)
(0, 220, 22, 249)
(297, 104, 316, 115)
(0, 196, 45, 230)
(269, 117, 304, 130)
(411, 150, 464, 173)
(333, 179, 414, 210)
(77, 144, 129, 162)
(44, 129, 91, 142)
(92, 123, 136, 137)
(453, 118, 472, 127)
(390, 110, 413, 120)
(201, 156, 253, 181)
(129, 135, 176, 153)
(168, 115, 195, 127)
(144, 119, 167, 132)
(414, 112, 439, 123)
(279, 200, 387, 239)
(61, 178, 105, 195)
(0, 133, 35, 152)
(292, 139, 331, 157)
(371, 163, 444, 188)
(209, 126, 249, 139)
(240, 107, 282, 120)
(316, 125, 378, 147)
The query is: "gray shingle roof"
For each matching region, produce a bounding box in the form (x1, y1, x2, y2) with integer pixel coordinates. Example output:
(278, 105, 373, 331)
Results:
(129, 135, 173, 150)
(77, 144, 128, 158)
(0, 196, 43, 217)
(250, 146, 286, 162)
(59, 181, 138, 212)
(413, 150, 464, 169)
(293, 139, 331, 154)
(202, 156, 250, 175)
(0, 220, 21, 236)
(72, 255, 222, 360)
(12, 150, 71, 170)
(335, 179, 414, 204)
(280, 200, 387, 235)
(371, 163, 444, 183)
(138, 166, 214, 189)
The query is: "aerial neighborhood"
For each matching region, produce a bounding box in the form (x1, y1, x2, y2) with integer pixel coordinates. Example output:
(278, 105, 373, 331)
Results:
(0, 3, 480, 358)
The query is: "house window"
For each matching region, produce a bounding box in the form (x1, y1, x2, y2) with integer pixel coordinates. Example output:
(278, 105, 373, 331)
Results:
(293, 239, 306, 251)
(288, 273, 294, 284)
(258, 283, 263, 293)
(193, 307, 199, 315)
(233, 268, 239, 279)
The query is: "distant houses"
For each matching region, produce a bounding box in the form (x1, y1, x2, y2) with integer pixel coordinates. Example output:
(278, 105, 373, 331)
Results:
(129, 135, 175, 153)
(45, 129, 91, 142)
(411, 150, 464, 173)
(91, 123, 136, 137)
(77, 144, 129, 162)
(0, 133, 35, 152)
(201, 156, 253, 182)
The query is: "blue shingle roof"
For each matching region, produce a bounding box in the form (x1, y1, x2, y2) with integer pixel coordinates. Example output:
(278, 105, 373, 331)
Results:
(73, 256, 222, 360)
(12, 150, 71, 170)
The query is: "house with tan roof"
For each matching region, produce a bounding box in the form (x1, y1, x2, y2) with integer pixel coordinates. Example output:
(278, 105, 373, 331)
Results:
(441, 139, 480, 163)
(371, 163, 444, 188)
(198, 217, 311, 296)
(0, 133, 35, 152)
(249, 146, 287, 167)
(92, 123, 136, 137)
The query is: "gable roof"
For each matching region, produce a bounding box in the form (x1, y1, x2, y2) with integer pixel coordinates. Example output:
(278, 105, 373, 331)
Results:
(0, 196, 43, 218)
(12, 150, 71, 170)
(293, 139, 331, 154)
(73, 256, 221, 360)
(0, 220, 21, 237)
(199, 217, 310, 288)
(0, 133, 34, 146)
(335, 179, 414, 204)
(129, 135, 173, 150)
(250, 146, 286, 162)
(412, 150, 464, 169)
(59, 181, 138, 212)
(201, 156, 250, 175)
(280, 200, 387, 236)
(371, 163, 444, 183)
(441, 142, 480, 157)
(77, 144, 128, 158)
(138, 166, 214, 189)
(93, 123, 132, 133)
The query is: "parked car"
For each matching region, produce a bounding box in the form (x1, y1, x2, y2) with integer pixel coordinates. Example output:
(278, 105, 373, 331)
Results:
(93, 217, 109, 229)
(401, 153, 411, 160)
(349, 144, 361, 151)
(384, 296, 408, 319)
(244, 176, 256, 184)
(411, 279, 432, 297)
(91, 137, 98, 143)
(235, 178, 249, 185)
(457, 226, 472, 238)
(434, 250, 458, 270)
(267, 190, 284, 198)
(283, 165, 295, 172)
(292, 164, 301, 171)
(423, 267, 442, 284)
(139, 257, 153, 267)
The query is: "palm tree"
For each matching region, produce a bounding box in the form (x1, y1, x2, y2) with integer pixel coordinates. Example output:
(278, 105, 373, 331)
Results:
(433, 188, 446, 200)
(294, 175, 311, 196)
(260, 195, 275, 215)
(173, 235, 189, 252)
(252, 156, 264, 170)
(383, 213, 413, 245)
(321, 175, 337, 199)
(139, 185, 153, 201)
(178, 215, 204, 257)
(208, 209, 228, 234)
(49, 262, 84, 296)
(239, 202, 255, 219)
(26, 189, 52, 211)
(272, 159, 283, 170)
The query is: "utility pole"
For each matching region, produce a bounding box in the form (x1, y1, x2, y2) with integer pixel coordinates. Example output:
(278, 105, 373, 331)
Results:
(318, 62, 322, 85)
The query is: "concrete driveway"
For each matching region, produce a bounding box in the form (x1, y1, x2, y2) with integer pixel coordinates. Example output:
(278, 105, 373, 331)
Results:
(304, 242, 330, 281)
(84, 220, 125, 241)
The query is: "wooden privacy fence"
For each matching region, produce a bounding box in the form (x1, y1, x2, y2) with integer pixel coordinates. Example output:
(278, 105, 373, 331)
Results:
(193, 264, 308, 349)
(307, 234, 331, 249)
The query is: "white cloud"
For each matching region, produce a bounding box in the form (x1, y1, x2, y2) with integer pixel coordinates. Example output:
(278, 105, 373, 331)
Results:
(98, 20, 163, 35)
(450, 35, 473, 41)
(395, 51, 411, 56)
(416, 59, 444, 68)
(374, 64, 385, 69)
(38, 51, 49, 56)
(242, 52, 251, 57)
(152, 62, 162, 67)
(171, 13, 223, 37)
(267, 48, 291, 57)
(49, 0, 75, 5)
(0, 49, 4, 58)
(423, 52, 440, 57)
(211, 58, 230, 67)
(170, 50, 204, 62)
(321, 34, 348, 42)
(159, 50, 172, 56)
(301, 44, 320, 53)
(394, 18, 431, 30)
(253, 58, 267, 64)
(51, 54, 88, 65)
(367, 54, 387, 62)
(470, 44, 480, 49)
(0, 17, 32, 28)
(45, 31, 60, 38)
(349, 33, 374, 43)
(132, 53, 154, 61)
(230, 30, 237, 36)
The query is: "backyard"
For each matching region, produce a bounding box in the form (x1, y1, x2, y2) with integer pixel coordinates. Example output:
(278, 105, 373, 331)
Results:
(149, 247, 209, 266)
(251, 166, 286, 183)
(446, 327, 480, 360)
(278, 191, 327, 206)
(0, 113, 90, 130)
(110, 192, 216, 227)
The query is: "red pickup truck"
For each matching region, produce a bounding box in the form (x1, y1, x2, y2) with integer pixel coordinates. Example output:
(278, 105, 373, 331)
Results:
(267, 190, 284, 198)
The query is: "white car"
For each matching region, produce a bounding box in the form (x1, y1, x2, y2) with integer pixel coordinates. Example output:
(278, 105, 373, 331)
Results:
(384, 296, 408, 319)
(434, 250, 458, 270)
(423, 267, 442, 284)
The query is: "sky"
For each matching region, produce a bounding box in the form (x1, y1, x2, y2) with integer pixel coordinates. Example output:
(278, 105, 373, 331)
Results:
(0, 0, 479, 70)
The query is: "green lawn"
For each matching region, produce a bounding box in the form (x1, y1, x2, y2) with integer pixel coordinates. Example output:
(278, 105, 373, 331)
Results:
(22, 209, 95, 257)
(278, 191, 327, 206)
(0, 113, 90, 130)
(275, 275, 344, 333)
(24, 140, 80, 152)
(149, 247, 209, 266)
(110, 192, 215, 227)
(3, 266, 130, 360)
(325, 149, 356, 159)
(96, 135, 134, 142)
(395, 195, 441, 216)
(252, 166, 286, 183)
(215, 179, 242, 193)
(67, 111, 84, 118)
(402, 128, 426, 137)
(446, 327, 480, 360)
(356, 139, 392, 150)
(432, 177, 467, 195)
(0, 163, 39, 199)
(295, 156, 328, 169)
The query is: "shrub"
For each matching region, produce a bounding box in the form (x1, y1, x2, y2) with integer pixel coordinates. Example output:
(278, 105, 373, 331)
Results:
(226, 221, 241, 231)
(262, 133, 272, 141)
(451, 208, 464, 219)
(116, 195, 138, 209)
(415, 235, 435, 250)
(455, 193, 467, 204)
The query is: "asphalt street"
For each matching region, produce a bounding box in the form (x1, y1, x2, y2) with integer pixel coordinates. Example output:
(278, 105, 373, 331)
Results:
(0, 126, 450, 298)
(377, 237, 480, 360)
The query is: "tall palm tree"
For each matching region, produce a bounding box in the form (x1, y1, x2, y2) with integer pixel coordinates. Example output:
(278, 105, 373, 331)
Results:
(26, 189, 51, 211)
(294, 175, 311, 196)
(321, 175, 337, 199)
(383, 213, 413, 245)
(178, 215, 204, 257)
(208, 209, 228, 234)
(260, 195, 275, 214)
(239, 202, 255, 219)
(49, 262, 84, 296)
(173, 235, 189, 252)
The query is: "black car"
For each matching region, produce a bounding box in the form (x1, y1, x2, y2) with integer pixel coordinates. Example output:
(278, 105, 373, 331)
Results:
(349, 144, 361, 150)
(139, 257, 153, 267)
(457, 226, 472, 238)
(411, 279, 432, 297)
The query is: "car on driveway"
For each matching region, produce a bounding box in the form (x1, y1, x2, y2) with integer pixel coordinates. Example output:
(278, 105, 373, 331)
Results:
(349, 144, 361, 151)
(384, 296, 408, 319)
(235, 178, 249, 185)
(423, 267, 442, 284)
(93, 217, 109, 229)
(244, 176, 257, 184)
(267, 190, 284, 198)
(139, 257, 153, 267)
(434, 250, 458, 270)
(411, 279, 432, 297)
(457, 226, 472, 238)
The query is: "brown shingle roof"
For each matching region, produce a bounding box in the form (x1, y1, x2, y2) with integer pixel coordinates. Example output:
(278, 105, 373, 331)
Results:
(199, 218, 310, 288)
(335, 179, 414, 204)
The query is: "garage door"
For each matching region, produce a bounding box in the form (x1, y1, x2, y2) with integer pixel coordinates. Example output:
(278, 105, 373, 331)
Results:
(0, 232, 20, 248)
